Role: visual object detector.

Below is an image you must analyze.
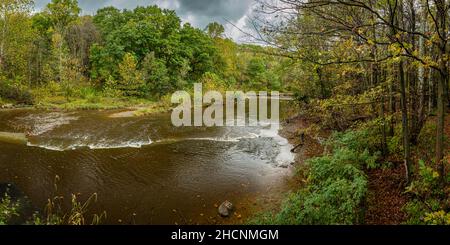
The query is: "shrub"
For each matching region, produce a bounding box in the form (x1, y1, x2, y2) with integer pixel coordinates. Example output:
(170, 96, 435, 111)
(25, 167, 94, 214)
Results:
(272, 148, 367, 225)
(404, 160, 450, 224)
(423, 211, 450, 225)
(326, 127, 381, 169)
(388, 133, 403, 157)
(79, 87, 100, 103)
(102, 75, 123, 97)
(251, 131, 371, 225)
(0, 193, 19, 225)
(201, 72, 227, 92)
(417, 121, 436, 163)
(275, 178, 366, 225)
(117, 53, 145, 97)
(0, 80, 34, 105)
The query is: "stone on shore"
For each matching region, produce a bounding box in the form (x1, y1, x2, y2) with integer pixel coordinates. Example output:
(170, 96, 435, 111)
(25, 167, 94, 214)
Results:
(218, 200, 234, 217)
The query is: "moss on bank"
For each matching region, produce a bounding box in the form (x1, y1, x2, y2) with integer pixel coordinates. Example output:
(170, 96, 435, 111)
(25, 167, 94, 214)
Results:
(0, 91, 171, 114)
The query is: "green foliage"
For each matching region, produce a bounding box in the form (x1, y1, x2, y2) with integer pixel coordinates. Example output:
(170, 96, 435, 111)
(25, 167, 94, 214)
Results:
(404, 160, 450, 224)
(140, 52, 169, 98)
(46, 0, 81, 30)
(117, 53, 145, 97)
(422, 211, 450, 225)
(1, 1, 289, 109)
(0, 79, 34, 104)
(205, 22, 225, 39)
(90, 6, 219, 96)
(0, 179, 105, 225)
(78, 87, 99, 103)
(241, 54, 283, 91)
(417, 120, 437, 161)
(0, 0, 36, 80)
(246, 57, 266, 79)
(252, 130, 373, 225)
(388, 133, 403, 157)
(326, 125, 381, 169)
(201, 72, 227, 91)
(0, 193, 19, 225)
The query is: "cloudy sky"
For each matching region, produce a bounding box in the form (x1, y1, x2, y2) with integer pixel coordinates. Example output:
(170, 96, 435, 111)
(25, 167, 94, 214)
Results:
(34, 0, 255, 41)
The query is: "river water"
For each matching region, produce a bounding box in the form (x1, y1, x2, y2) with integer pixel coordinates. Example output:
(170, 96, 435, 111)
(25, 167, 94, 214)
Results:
(0, 102, 296, 224)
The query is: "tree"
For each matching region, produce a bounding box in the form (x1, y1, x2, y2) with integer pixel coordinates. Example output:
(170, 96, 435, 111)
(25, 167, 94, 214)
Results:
(117, 52, 144, 97)
(205, 22, 225, 39)
(140, 52, 169, 98)
(91, 5, 219, 94)
(180, 23, 218, 82)
(212, 37, 239, 85)
(46, 0, 80, 32)
(65, 16, 100, 75)
(45, 0, 80, 83)
(0, 0, 34, 79)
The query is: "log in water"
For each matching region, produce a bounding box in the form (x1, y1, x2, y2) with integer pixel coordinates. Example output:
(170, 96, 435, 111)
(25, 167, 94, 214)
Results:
(0, 132, 27, 145)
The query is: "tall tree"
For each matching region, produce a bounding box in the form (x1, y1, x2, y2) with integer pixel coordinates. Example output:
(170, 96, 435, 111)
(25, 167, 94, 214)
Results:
(205, 22, 225, 39)
(45, 0, 80, 83)
(0, 0, 34, 78)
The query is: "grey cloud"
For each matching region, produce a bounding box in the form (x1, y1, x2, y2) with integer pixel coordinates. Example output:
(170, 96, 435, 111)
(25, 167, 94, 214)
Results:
(177, 0, 252, 23)
(33, 0, 253, 39)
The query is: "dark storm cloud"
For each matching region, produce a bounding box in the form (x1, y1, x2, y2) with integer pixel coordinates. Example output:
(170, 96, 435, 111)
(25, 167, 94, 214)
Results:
(176, 0, 253, 24)
(34, 0, 253, 28)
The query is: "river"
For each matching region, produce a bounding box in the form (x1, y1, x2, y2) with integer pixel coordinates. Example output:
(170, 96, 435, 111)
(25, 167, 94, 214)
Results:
(0, 101, 297, 224)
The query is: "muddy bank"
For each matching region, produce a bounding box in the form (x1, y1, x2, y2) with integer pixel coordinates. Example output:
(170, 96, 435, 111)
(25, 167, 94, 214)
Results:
(279, 115, 327, 165)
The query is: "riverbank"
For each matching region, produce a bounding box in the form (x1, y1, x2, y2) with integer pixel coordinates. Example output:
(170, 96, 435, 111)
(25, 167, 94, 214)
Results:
(249, 110, 450, 225)
(0, 96, 172, 117)
(241, 114, 330, 224)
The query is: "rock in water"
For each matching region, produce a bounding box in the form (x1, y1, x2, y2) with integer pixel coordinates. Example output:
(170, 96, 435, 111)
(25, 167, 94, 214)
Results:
(218, 200, 234, 217)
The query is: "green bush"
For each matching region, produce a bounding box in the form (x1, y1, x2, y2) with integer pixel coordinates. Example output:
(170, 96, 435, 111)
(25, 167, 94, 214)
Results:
(0, 193, 19, 225)
(273, 148, 367, 225)
(404, 160, 450, 224)
(79, 87, 100, 103)
(388, 133, 403, 157)
(251, 130, 371, 225)
(326, 127, 381, 169)
(0, 80, 34, 105)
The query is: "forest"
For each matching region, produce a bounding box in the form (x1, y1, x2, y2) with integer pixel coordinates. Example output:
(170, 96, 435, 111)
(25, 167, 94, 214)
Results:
(0, 0, 449, 225)
(0, 0, 285, 110)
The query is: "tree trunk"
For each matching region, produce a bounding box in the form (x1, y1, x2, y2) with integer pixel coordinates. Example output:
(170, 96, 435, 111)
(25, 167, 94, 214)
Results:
(388, 63, 396, 137)
(400, 60, 412, 183)
(0, 9, 8, 73)
(316, 67, 326, 99)
(434, 0, 448, 183)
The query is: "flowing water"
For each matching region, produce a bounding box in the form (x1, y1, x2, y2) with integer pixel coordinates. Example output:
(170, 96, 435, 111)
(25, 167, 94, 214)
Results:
(0, 102, 296, 224)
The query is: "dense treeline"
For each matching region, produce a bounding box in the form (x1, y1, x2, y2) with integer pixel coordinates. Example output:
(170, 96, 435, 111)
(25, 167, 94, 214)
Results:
(249, 0, 449, 224)
(0, 0, 285, 109)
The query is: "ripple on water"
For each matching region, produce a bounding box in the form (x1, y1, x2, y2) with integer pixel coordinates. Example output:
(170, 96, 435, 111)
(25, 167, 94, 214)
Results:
(14, 112, 79, 136)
